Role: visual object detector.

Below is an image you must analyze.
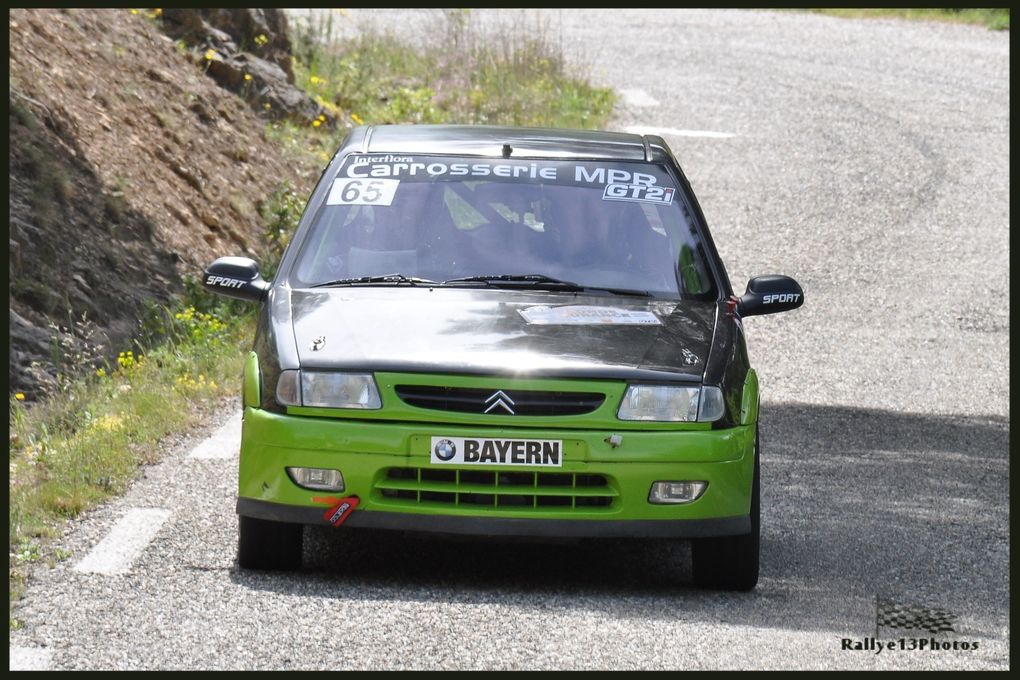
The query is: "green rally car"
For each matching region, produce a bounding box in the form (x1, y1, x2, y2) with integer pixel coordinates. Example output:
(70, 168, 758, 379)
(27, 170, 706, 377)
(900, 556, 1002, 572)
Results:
(204, 125, 803, 590)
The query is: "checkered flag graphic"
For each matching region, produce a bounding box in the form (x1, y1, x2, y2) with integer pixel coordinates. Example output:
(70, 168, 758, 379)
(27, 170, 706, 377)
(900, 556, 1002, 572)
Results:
(876, 597, 956, 635)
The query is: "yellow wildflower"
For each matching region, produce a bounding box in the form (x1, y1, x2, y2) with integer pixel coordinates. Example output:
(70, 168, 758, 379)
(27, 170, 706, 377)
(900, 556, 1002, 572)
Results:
(351, 113, 364, 125)
(130, 9, 139, 15)
(15, 393, 25, 401)
(263, 102, 272, 110)
(204, 49, 219, 61)
(254, 34, 269, 47)
(92, 414, 124, 433)
(243, 73, 253, 81)
(312, 120, 321, 127)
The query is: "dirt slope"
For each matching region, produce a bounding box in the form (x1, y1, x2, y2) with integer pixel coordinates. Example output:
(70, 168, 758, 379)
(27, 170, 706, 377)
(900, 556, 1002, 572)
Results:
(8, 8, 320, 394)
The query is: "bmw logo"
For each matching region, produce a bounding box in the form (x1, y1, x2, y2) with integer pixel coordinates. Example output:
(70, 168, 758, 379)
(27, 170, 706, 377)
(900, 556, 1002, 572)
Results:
(434, 439, 457, 461)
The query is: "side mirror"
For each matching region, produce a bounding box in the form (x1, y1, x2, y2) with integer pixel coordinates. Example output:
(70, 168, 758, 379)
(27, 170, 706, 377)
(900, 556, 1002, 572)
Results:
(737, 275, 804, 317)
(203, 256, 270, 302)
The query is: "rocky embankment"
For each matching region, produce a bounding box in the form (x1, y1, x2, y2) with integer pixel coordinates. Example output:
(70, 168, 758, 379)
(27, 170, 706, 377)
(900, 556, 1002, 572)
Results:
(9, 8, 329, 395)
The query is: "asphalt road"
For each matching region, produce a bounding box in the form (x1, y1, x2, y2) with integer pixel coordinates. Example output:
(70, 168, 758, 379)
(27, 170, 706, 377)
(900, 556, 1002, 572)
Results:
(9, 9, 1009, 670)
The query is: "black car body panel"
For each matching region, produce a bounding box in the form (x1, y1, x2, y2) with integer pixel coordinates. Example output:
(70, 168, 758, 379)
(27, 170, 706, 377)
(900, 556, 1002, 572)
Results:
(358, 124, 650, 160)
(237, 125, 801, 423)
(286, 286, 715, 381)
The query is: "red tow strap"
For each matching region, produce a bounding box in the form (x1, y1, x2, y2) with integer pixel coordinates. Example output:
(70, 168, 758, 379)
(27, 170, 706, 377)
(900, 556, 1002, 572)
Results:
(725, 295, 740, 317)
(312, 495, 360, 527)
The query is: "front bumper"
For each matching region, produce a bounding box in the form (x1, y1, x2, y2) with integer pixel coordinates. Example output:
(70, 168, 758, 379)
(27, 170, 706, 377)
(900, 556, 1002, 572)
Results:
(237, 497, 749, 537)
(237, 407, 756, 538)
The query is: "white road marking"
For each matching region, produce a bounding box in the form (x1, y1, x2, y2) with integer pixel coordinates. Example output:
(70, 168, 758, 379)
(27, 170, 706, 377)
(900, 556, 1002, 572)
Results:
(187, 411, 242, 459)
(72, 508, 171, 575)
(9, 646, 54, 670)
(620, 88, 660, 107)
(625, 124, 736, 139)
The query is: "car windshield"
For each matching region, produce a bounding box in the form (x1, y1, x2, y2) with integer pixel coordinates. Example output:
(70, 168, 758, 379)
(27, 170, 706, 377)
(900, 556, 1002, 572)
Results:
(289, 154, 717, 299)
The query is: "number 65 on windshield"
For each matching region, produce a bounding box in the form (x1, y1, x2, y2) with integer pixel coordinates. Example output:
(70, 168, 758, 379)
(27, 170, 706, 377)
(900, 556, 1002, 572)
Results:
(327, 178, 401, 206)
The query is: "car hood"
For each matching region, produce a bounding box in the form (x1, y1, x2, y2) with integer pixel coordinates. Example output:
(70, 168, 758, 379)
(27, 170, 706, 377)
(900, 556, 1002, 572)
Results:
(285, 287, 717, 382)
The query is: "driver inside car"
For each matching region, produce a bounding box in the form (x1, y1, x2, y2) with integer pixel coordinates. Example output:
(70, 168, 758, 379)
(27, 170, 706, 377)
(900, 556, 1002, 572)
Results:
(541, 187, 678, 290)
(547, 187, 619, 268)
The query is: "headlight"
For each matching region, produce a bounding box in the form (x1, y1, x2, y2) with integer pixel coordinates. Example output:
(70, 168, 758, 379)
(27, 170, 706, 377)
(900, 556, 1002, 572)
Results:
(274, 370, 381, 409)
(303, 372, 381, 409)
(617, 385, 725, 422)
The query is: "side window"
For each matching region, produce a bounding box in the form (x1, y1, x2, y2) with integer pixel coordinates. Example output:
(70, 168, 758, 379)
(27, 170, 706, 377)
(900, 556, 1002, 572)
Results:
(678, 244, 709, 294)
(672, 202, 712, 296)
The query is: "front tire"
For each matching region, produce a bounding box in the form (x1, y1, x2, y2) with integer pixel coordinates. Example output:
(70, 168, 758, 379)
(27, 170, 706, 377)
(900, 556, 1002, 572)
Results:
(691, 427, 760, 591)
(238, 515, 303, 570)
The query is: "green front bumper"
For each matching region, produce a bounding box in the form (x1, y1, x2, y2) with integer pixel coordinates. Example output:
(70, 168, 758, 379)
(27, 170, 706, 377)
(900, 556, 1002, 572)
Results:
(237, 406, 757, 538)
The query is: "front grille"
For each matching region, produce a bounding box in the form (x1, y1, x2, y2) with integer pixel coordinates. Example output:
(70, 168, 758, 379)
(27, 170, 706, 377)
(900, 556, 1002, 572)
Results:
(376, 467, 616, 511)
(394, 385, 605, 416)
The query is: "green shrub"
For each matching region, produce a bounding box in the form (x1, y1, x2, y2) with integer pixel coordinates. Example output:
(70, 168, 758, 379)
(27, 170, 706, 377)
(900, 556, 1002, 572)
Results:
(259, 183, 308, 278)
(289, 10, 616, 128)
(273, 9, 616, 171)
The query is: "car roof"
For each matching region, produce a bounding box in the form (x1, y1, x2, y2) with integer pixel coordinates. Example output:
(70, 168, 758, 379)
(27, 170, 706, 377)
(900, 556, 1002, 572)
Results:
(350, 124, 655, 161)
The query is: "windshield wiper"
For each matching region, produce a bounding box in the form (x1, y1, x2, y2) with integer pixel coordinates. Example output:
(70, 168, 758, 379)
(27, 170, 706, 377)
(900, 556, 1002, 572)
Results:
(442, 274, 585, 290)
(576, 286, 652, 297)
(311, 273, 436, 288)
(442, 274, 651, 297)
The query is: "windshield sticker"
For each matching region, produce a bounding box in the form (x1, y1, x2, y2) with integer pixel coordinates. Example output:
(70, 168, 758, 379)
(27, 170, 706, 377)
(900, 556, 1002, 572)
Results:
(326, 178, 400, 206)
(346, 158, 557, 181)
(338, 155, 679, 193)
(603, 183, 675, 205)
(519, 305, 662, 326)
(575, 167, 658, 186)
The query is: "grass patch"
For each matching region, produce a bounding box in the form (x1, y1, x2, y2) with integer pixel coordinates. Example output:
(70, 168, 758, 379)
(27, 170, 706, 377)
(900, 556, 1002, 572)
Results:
(804, 8, 1009, 31)
(263, 119, 338, 174)
(8, 292, 255, 628)
(273, 9, 616, 167)
(6, 176, 303, 625)
(292, 9, 615, 127)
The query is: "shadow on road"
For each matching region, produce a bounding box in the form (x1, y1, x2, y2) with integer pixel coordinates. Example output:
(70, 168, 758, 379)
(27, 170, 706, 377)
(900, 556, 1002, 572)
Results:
(229, 402, 1008, 634)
